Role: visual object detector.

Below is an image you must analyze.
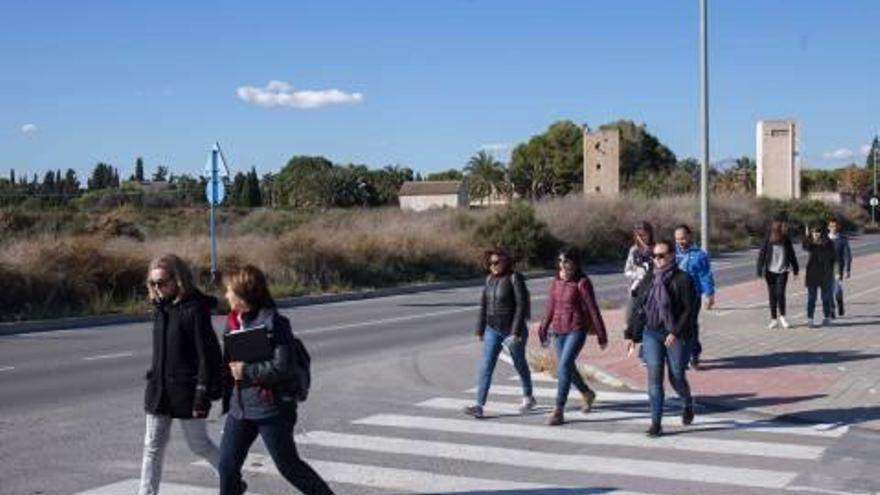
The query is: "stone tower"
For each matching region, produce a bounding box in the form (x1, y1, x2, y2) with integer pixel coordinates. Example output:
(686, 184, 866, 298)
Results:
(583, 126, 620, 196)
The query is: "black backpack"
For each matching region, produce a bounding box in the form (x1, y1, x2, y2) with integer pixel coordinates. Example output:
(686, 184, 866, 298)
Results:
(267, 315, 312, 403)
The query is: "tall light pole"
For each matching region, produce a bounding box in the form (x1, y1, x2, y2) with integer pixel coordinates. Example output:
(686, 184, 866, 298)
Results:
(873, 136, 878, 225)
(699, 0, 710, 252)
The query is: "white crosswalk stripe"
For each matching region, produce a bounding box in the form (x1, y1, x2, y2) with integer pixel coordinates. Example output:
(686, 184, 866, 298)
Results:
(74, 478, 267, 495)
(417, 396, 849, 438)
(213, 453, 653, 493)
(353, 413, 825, 459)
(294, 430, 800, 489)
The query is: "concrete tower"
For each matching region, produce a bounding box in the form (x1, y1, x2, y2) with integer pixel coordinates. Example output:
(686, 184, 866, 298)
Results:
(756, 120, 801, 199)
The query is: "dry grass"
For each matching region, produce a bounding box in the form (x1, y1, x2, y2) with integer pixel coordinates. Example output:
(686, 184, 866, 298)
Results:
(0, 195, 862, 321)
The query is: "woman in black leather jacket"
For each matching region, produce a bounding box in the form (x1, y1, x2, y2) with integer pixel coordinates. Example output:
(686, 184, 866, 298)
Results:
(463, 248, 535, 418)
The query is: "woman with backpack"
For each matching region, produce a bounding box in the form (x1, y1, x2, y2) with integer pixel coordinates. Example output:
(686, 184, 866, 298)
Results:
(756, 220, 799, 329)
(219, 265, 334, 495)
(464, 247, 536, 418)
(140, 254, 223, 495)
(538, 247, 608, 426)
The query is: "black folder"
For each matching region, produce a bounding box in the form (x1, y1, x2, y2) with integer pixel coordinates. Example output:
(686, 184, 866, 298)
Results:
(224, 325, 273, 363)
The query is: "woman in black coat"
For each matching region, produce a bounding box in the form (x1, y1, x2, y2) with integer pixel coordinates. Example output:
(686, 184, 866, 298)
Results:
(756, 220, 799, 329)
(803, 224, 837, 327)
(139, 254, 223, 495)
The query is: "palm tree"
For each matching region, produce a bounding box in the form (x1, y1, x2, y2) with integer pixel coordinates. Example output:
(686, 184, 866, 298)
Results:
(465, 151, 507, 206)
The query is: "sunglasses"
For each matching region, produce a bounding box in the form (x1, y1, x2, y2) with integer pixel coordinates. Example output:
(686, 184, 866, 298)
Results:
(148, 278, 172, 288)
(489, 259, 504, 266)
(652, 252, 670, 259)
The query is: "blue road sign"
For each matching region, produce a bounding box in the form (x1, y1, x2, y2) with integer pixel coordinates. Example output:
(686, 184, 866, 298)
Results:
(205, 178, 225, 206)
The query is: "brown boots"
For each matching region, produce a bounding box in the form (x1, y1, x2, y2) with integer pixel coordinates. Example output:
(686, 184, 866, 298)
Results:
(548, 407, 564, 426)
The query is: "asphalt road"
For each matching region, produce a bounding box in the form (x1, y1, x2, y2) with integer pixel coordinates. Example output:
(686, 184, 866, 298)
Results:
(2, 235, 879, 495)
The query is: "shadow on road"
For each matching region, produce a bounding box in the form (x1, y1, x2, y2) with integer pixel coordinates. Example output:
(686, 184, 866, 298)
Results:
(697, 392, 827, 410)
(699, 351, 880, 370)
(773, 406, 880, 428)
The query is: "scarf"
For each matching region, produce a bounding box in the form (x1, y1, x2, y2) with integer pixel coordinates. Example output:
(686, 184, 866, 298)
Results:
(645, 264, 676, 333)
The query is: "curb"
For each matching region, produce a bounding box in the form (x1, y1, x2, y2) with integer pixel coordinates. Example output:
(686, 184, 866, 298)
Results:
(0, 269, 556, 337)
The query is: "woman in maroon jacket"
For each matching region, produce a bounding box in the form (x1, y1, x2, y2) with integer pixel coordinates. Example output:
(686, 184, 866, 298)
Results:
(538, 246, 608, 425)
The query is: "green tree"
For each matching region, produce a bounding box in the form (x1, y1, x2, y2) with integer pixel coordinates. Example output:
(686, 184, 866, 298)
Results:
(87, 162, 118, 190)
(245, 167, 262, 207)
(465, 151, 507, 205)
(867, 136, 880, 170)
(425, 169, 464, 181)
(509, 120, 583, 199)
(134, 157, 145, 182)
(229, 172, 247, 207)
(510, 135, 554, 199)
(275, 156, 336, 208)
(152, 165, 169, 182)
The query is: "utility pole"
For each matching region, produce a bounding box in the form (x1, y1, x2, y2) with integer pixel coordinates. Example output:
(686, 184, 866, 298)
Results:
(873, 136, 878, 225)
(699, 0, 710, 252)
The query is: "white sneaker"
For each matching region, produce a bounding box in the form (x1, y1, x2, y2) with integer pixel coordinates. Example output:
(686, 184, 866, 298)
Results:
(519, 396, 537, 413)
(778, 316, 790, 329)
(768, 319, 779, 330)
(807, 319, 816, 328)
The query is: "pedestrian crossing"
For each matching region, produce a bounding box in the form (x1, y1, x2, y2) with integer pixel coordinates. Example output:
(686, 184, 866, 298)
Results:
(77, 377, 850, 495)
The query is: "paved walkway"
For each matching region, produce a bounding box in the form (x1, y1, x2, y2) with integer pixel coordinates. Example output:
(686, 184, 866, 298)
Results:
(528, 251, 880, 431)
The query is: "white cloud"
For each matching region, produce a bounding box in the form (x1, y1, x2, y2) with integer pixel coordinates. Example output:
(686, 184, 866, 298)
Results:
(21, 123, 37, 133)
(236, 80, 364, 109)
(479, 143, 511, 153)
(861, 144, 873, 156)
(822, 148, 854, 160)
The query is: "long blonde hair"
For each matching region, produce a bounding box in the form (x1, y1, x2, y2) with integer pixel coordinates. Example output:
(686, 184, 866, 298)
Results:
(146, 254, 197, 303)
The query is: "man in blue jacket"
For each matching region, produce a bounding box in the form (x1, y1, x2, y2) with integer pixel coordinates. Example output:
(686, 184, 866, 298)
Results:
(674, 224, 716, 370)
(828, 219, 852, 317)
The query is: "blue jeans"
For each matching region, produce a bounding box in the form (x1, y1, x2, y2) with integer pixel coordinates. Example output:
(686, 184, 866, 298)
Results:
(218, 407, 334, 495)
(475, 326, 533, 406)
(642, 328, 693, 425)
(552, 330, 587, 408)
(807, 283, 833, 319)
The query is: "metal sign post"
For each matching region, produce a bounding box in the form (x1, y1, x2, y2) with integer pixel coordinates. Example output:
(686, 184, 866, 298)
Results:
(203, 143, 229, 278)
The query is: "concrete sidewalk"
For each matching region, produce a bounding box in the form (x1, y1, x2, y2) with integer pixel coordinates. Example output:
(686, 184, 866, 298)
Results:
(527, 251, 880, 432)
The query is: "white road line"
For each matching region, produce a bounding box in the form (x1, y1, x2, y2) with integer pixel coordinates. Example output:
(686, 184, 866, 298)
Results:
(355, 413, 825, 460)
(300, 307, 477, 334)
(295, 430, 799, 489)
(417, 397, 848, 438)
(0, 366, 15, 372)
(74, 479, 267, 495)
(81, 352, 134, 361)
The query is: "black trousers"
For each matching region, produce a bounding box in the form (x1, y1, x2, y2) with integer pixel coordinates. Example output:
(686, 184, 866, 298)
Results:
(219, 409, 334, 495)
(765, 271, 789, 319)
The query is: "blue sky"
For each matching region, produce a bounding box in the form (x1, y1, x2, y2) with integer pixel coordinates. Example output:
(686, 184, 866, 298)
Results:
(2, 0, 878, 181)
